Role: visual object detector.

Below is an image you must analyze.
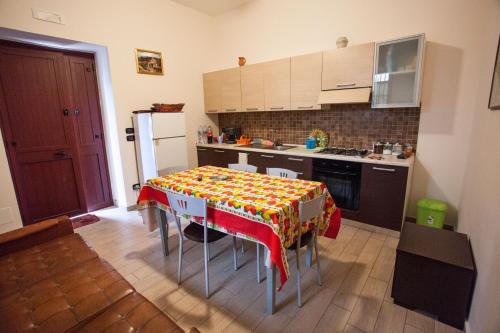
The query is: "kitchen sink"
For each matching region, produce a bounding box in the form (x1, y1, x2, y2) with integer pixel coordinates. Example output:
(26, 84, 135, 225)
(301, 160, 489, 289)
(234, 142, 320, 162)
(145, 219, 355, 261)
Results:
(239, 144, 297, 151)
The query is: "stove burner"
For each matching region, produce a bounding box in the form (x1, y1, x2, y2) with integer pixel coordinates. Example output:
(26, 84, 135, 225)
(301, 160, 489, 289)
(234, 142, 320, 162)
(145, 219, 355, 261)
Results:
(317, 147, 369, 158)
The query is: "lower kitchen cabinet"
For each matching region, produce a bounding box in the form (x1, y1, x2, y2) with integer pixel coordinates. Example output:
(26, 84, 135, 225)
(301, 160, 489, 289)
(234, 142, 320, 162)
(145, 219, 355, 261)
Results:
(196, 147, 239, 167)
(359, 163, 408, 231)
(196, 147, 313, 180)
(247, 151, 284, 173)
(281, 155, 312, 180)
(248, 152, 312, 180)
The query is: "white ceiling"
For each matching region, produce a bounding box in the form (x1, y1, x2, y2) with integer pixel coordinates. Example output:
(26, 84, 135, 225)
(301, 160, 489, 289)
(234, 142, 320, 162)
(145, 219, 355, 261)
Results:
(171, 0, 254, 16)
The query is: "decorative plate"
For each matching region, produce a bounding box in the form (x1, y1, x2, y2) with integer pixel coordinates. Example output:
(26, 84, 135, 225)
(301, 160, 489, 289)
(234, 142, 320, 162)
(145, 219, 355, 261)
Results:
(310, 128, 329, 148)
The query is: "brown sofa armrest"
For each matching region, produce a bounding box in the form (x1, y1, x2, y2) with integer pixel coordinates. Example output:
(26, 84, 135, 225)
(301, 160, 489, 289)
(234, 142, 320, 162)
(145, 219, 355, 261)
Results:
(186, 328, 201, 333)
(0, 216, 74, 256)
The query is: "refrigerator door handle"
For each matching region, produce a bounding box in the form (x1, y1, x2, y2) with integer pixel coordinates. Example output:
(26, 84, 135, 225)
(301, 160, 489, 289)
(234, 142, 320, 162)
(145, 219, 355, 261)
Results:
(153, 135, 186, 140)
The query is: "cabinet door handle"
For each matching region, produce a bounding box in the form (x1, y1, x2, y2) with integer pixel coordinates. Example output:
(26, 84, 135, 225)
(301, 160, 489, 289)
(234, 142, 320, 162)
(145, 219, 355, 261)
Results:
(270, 107, 284, 110)
(197, 148, 207, 151)
(297, 105, 314, 109)
(288, 157, 304, 162)
(246, 107, 259, 111)
(225, 108, 237, 112)
(336, 82, 356, 88)
(214, 149, 225, 153)
(297, 172, 304, 175)
(373, 166, 396, 172)
(260, 154, 274, 158)
(207, 109, 218, 113)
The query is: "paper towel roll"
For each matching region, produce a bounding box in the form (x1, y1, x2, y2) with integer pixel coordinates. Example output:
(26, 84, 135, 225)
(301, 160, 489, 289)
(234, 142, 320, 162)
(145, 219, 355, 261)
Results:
(238, 152, 248, 164)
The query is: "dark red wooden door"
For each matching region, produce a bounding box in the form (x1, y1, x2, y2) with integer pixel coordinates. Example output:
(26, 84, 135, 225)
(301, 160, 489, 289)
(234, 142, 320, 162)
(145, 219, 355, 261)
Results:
(0, 42, 113, 225)
(0, 44, 86, 224)
(66, 55, 113, 211)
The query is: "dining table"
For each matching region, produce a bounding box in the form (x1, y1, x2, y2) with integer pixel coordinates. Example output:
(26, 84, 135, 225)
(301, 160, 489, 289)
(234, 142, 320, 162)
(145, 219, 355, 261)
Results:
(137, 165, 341, 314)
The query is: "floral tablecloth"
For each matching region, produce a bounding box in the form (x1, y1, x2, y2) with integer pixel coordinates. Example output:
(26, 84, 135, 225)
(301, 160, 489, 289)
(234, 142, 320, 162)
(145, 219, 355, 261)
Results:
(137, 166, 341, 288)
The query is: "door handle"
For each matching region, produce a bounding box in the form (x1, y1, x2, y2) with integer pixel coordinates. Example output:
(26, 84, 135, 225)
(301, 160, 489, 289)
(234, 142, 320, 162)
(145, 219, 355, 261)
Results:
(270, 107, 284, 110)
(372, 167, 396, 172)
(54, 151, 67, 158)
(63, 108, 70, 116)
(214, 149, 225, 153)
(74, 108, 80, 116)
(246, 107, 259, 111)
(197, 148, 207, 151)
(288, 157, 304, 162)
(336, 82, 356, 88)
(297, 105, 314, 109)
(260, 154, 274, 158)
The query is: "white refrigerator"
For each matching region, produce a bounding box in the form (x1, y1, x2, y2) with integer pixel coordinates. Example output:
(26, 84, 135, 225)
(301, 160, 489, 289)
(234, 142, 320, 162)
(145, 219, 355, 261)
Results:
(133, 112, 188, 185)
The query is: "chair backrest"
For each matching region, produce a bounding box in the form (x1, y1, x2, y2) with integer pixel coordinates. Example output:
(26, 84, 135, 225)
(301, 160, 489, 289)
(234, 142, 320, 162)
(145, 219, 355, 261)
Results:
(228, 163, 258, 173)
(166, 191, 207, 220)
(267, 168, 298, 179)
(298, 192, 326, 223)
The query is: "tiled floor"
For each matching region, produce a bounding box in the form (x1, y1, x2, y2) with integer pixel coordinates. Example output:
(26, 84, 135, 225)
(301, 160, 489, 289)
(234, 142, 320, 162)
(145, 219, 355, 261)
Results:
(76, 207, 463, 333)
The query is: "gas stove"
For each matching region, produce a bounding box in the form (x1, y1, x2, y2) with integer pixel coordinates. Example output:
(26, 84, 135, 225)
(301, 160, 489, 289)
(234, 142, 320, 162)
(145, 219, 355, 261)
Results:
(316, 147, 370, 158)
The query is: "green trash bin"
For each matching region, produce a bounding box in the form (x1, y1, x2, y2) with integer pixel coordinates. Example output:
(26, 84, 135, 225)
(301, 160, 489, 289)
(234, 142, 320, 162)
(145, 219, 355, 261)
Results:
(417, 198, 448, 229)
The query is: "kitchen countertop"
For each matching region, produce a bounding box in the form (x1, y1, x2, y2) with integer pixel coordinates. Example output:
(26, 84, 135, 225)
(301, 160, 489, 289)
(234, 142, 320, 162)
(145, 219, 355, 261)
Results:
(196, 143, 414, 168)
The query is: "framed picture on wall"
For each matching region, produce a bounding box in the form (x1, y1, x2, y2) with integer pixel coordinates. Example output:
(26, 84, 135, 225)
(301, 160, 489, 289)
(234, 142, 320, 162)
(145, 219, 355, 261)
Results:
(135, 49, 164, 75)
(488, 36, 500, 110)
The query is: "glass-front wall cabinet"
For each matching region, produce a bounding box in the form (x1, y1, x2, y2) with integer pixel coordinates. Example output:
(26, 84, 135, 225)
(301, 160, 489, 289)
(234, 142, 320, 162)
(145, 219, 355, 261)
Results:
(372, 34, 425, 108)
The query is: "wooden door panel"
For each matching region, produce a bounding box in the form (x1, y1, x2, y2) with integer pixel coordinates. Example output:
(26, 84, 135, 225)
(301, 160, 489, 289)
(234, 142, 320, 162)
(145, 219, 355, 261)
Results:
(80, 153, 106, 208)
(20, 157, 82, 222)
(0, 51, 70, 151)
(0, 43, 86, 224)
(67, 55, 112, 211)
(69, 59, 99, 145)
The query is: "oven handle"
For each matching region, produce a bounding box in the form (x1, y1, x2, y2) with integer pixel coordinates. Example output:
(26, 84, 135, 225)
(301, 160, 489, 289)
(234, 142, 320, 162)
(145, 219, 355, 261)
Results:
(314, 169, 360, 177)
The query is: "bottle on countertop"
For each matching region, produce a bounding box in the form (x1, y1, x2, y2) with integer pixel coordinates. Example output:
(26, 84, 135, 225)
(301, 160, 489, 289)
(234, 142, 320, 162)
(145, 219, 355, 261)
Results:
(207, 126, 213, 144)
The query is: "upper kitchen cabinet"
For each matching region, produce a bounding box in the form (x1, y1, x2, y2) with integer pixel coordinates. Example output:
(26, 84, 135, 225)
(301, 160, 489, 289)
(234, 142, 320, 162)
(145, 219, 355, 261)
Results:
(203, 71, 222, 113)
(372, 34, 425, 108)
(291, 52, 322, 110)
(263, 58, 291, 111)
(221, 67, 242, 112)
(322, 42, 375, 90)
(241, 63, 265, 112)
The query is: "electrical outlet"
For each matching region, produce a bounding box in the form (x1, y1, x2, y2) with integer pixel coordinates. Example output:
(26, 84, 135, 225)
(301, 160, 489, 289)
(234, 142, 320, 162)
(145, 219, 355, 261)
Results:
(132, 183, 141, 191)
(126, 135, 135, 141)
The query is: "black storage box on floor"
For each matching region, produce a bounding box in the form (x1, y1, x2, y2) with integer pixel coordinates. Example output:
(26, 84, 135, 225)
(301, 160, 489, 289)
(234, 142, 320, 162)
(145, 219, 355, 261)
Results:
(392, 222, 476, 330)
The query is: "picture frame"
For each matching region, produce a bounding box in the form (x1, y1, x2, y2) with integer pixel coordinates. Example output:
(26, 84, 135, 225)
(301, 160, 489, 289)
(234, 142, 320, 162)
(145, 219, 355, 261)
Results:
(488, 36, 500, 110)
(135, 49, 164, 75)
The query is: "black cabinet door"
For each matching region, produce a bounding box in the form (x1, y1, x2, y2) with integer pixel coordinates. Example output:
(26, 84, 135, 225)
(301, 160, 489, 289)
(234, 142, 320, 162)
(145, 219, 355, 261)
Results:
(211, 148, 239, 167)
(281, 155, 313, 180)
(197, 147, 213, 166)
(359, 163, 408, 231)
(247, 152, 283, 174)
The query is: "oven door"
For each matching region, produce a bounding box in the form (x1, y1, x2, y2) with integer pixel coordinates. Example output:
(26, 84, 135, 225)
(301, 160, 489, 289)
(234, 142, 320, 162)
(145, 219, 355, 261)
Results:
(313, 169, 361, 211)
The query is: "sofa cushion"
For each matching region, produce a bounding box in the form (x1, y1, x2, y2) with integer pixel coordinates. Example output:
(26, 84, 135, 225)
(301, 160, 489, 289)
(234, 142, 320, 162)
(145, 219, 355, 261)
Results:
(0, 233, 98, 298)
(71, 292, 183, 333)
(0, 257, 134, 333)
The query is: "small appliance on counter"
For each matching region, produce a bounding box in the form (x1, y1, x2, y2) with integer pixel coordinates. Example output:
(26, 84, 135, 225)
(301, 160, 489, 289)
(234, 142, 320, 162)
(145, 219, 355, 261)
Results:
(222, 127, 241, 144)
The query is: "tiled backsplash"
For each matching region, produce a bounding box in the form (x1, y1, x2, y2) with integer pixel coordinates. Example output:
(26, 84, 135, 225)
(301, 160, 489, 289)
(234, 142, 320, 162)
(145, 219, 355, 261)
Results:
(218, 105, 420, 149)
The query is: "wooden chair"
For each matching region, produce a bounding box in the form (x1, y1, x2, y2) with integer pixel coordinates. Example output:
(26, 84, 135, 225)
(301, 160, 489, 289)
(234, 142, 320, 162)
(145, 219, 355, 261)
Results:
(166, 191, 239, 298)
(228, 163, 258, 254)
(266, 167, 298, 179)
(228, 163, 258, 173)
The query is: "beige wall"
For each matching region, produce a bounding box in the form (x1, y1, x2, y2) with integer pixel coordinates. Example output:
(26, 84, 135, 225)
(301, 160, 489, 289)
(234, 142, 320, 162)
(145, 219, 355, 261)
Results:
(457, 1, 500, 332)
(210, 0, 491, 223)
(0, 0, 219, 229)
